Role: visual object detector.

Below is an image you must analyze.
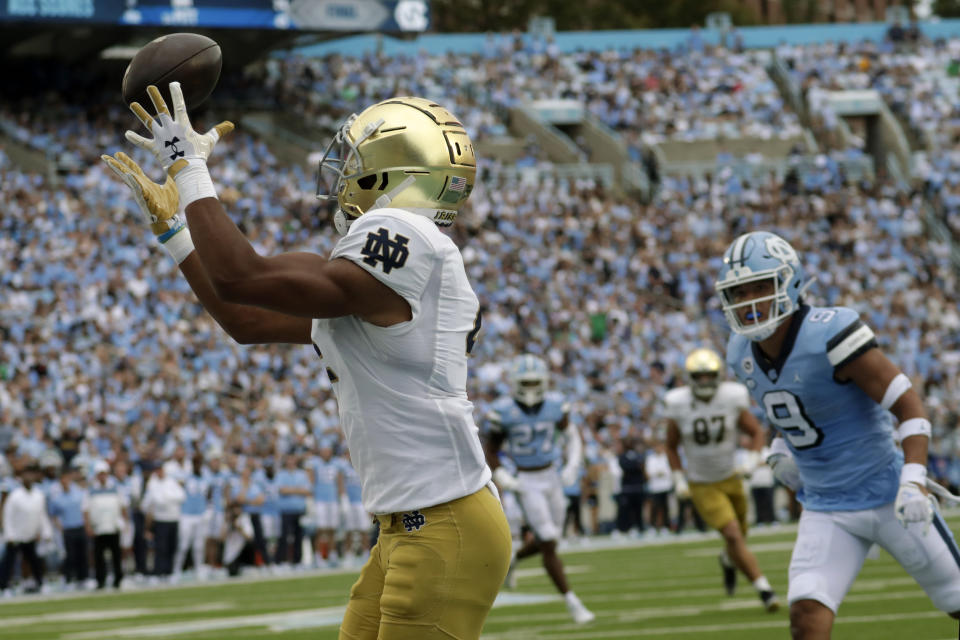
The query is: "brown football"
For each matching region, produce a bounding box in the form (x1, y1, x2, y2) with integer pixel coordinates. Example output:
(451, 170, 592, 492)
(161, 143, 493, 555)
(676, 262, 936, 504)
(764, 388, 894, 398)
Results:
(122, 33, 221, 111)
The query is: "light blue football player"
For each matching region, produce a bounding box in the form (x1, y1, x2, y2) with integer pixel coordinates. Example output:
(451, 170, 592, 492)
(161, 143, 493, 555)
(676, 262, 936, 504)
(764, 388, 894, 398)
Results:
(336, 451, 369, 563)
(716, 231, 960, 638)
(483, 354, 594, 624)
(309, 444, 342, 566)
(173, 454, 211, 580)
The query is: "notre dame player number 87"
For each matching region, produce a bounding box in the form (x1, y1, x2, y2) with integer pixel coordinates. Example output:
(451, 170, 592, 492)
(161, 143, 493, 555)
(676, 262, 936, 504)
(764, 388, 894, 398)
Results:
(692, 416, 726, 445)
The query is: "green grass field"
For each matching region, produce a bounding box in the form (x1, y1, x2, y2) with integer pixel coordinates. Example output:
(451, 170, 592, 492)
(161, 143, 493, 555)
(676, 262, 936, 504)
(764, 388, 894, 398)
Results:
(3, 513, 959, 640)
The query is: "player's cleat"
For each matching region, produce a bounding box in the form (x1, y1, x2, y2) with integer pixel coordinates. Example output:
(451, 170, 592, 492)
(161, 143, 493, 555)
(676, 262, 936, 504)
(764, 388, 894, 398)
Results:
(760, 589, 780, 612)
(719, 553, 736, 596)
(565, 593, 595, 624)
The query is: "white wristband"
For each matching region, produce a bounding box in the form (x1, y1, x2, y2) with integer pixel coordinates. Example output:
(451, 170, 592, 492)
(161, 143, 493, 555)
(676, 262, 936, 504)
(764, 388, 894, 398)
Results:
(900, 462, 926, 486)
(769, 437, 793, 458)
(880, 373, 911, 410)
(173, 159, 218, 208)
(897, 417, 932, 442)
(161, 227, 195, 265)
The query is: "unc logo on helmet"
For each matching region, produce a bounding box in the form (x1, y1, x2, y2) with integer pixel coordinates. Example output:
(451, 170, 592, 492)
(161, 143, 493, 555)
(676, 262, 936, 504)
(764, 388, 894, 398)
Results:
(315, 97, 476, 235)
(716, 231, 810, 342)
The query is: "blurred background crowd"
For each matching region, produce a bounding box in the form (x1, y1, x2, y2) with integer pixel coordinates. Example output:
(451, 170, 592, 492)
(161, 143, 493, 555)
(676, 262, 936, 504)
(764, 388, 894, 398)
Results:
(1, 17, 960, 594)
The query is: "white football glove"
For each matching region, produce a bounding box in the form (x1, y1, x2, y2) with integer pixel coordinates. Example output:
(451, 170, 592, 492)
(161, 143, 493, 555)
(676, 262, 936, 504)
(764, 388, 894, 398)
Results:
(125, 82, 233, 174)
(561, 464, 579, 488)
(767, 437, 802, 492)
(926, 478, 960, 505)
(493, 467, 520, 492)
(737, 450, 762, 477)
(895, 463, 936, 534)
(672, 470, 690, 500)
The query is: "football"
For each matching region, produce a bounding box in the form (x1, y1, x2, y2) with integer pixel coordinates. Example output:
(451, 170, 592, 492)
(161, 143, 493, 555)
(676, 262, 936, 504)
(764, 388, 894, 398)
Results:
(122, 33, 222, 111)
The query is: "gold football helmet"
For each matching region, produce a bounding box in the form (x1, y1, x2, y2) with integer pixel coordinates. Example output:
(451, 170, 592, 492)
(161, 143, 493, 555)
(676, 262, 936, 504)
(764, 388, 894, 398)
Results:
(316, 96, 476, 234)
(685, 347, 723, 400)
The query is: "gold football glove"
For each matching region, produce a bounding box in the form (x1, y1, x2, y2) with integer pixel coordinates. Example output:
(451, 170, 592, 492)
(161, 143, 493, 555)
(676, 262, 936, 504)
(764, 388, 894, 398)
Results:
(101, 151, 183, 236)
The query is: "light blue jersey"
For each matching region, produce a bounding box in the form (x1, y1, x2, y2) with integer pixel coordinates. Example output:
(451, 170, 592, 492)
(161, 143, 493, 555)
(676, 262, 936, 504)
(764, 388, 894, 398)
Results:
(230, 476, 264, 515)
(48, 482, 87, 529)
(255, 470, 280, 517)
(727, 304, 900, 511)
(275, 468, 309, 514)
(486, 392, 568, 469)
(338, 458, 363, 504)
(207, 470, 232, 513)
(310, 457, 341, 503)
(182, 473, 210, 516)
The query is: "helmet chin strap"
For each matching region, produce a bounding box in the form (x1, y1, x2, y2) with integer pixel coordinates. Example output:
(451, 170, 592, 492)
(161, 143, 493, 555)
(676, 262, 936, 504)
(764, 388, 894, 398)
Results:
(796, 275, 817, 300)
(372, 175, 416, 210)
(333, 175, 417, 236)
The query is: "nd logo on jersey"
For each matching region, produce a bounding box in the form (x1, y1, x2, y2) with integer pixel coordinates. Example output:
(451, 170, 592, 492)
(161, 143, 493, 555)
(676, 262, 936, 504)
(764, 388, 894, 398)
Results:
(361, 227, 410, 274)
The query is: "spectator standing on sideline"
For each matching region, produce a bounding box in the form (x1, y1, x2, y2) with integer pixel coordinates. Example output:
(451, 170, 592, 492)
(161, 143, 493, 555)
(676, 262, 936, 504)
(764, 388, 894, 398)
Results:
(204, 453, 232, 569)
(645, 441, 673, 535)
(257, 460, 280, 566)
(85, 460, 126, 589)
(174, 454, 209, 581)
(749, 446, 776, 525)
(338, 450, 371, 564)
(562, 467, 585, 539)
(223, 501, 254, 577)
(616, 436, 647, 537)
(121, 460, 149, 577)
(48, 466, 89, 589)
(275, 455, 310, 567)
(308, 444, 341, 567)
(233, 461, 267, 569)
(141, 461, 185, 579)
(0, 463, 47, 594)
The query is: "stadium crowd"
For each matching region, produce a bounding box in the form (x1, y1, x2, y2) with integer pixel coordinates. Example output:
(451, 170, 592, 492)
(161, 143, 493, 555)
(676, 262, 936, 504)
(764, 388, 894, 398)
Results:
(1, 34, 960, 593)
(778, 35, 960, 150)
(264, 37, 803, 148)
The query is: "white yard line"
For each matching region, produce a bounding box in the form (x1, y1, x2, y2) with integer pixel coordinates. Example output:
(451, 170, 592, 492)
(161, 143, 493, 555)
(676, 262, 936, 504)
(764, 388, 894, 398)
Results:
(0, 567, 360, 608)
(61, 607, 346, 639)
(5, 602, 233, 627)
(482, 610, 948, 639)
(58, 592, 559, 638)
(513, 565, 589, 578)
(684, 541, 797, 556)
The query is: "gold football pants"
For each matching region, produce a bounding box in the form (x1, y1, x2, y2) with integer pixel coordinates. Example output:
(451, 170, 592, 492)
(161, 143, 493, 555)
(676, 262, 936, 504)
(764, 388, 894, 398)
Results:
(339, 485, 511, 640)
(689, 473, 749, 533)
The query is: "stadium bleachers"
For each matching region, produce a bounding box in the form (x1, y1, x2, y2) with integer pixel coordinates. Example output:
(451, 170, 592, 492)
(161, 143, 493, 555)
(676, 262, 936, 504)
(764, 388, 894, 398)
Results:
(1, 21, 960, 603)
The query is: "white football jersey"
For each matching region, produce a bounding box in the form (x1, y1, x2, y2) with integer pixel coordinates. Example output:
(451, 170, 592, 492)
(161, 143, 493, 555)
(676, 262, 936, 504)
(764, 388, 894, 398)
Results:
(663, 381, 750, 483)
(311, 208, 490, 514)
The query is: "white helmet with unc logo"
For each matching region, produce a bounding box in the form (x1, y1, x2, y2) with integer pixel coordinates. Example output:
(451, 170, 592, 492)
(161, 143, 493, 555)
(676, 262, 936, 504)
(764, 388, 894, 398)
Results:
(509, 354, 549, 407)
(716, 231, 808, 342)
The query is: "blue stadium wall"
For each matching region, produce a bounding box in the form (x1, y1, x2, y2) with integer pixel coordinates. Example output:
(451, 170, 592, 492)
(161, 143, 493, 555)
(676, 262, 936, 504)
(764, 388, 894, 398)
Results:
(291, 19, 960, 58)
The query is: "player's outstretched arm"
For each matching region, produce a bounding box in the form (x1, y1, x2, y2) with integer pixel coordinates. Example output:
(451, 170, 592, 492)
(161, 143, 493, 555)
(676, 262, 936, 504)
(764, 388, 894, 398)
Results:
(101, 151, 311, 345)
(125, 82, 409, 325)
(185, 200, 409, 324)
